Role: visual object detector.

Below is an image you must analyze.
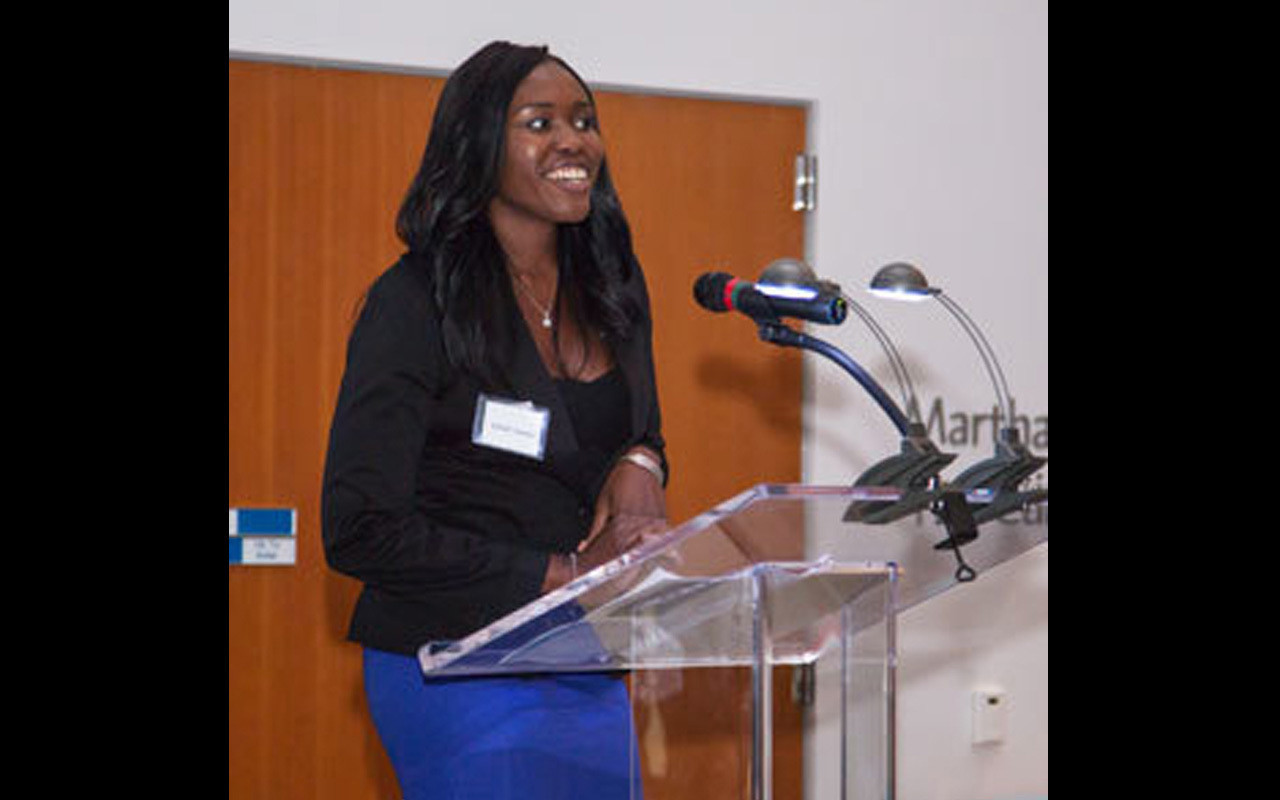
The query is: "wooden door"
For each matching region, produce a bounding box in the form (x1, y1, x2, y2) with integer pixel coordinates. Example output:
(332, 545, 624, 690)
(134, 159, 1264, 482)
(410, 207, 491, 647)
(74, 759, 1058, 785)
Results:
(229, 58, 806, 799)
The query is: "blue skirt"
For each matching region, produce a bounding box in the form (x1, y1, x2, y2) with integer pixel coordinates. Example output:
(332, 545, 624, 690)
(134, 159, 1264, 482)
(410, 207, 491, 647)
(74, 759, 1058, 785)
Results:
(363, 648, 644, 800)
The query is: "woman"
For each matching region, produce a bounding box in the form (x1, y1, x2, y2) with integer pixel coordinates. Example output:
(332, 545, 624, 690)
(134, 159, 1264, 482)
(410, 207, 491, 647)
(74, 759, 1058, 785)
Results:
(321, 41, 668, 799)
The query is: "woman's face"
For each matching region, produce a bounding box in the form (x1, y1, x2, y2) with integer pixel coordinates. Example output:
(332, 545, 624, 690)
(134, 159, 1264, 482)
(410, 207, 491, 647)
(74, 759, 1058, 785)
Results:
(490, 60, 605, 230)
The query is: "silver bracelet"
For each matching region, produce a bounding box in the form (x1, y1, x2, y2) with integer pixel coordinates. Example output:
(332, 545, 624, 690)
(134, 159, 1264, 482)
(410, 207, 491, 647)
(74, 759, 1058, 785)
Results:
(620, 450, 665, 485)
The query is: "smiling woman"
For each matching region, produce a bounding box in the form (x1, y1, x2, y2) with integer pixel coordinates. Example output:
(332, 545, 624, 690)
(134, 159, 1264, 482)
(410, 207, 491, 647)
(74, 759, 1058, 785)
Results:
(489, 59, 610, 375)
(321, 40, 669, 800)
(493, 60, 604, 227)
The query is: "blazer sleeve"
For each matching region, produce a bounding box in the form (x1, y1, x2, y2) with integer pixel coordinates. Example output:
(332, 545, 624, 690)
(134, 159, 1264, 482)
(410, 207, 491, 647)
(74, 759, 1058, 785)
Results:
(630, 263, 670, 486)
(320, 267, 548, 600)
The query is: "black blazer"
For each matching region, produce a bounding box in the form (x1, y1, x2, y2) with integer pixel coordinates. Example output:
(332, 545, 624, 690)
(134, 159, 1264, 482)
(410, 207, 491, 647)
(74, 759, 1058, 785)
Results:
(321, 252, 666, 655)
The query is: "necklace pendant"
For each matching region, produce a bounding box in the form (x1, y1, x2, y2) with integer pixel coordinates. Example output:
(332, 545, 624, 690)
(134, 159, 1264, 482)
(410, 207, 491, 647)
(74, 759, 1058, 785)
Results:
(541, 314, 553, 328)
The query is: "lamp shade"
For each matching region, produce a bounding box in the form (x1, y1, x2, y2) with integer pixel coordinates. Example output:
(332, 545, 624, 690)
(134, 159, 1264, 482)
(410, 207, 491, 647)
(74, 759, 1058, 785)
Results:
(868, 262, 939, 300)
(759, 257, 819, 288)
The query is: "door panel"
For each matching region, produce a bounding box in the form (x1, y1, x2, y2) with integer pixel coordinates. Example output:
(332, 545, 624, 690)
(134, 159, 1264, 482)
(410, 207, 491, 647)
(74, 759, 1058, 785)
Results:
(229, 58, 806, 799)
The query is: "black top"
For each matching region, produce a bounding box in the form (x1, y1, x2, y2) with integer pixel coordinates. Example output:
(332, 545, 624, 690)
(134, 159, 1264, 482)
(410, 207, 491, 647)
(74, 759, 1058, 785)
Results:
(321, 253, 666, 655)
(554, 369, 632, 498)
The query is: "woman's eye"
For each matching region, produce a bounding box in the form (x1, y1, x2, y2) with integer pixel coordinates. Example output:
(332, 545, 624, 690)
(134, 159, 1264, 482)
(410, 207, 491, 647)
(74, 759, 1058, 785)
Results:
(522, 115, 597, 133)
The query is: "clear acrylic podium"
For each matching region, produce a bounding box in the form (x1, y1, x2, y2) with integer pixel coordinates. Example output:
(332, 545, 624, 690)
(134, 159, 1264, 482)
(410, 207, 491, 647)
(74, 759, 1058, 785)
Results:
(418, 484, 1048, 800)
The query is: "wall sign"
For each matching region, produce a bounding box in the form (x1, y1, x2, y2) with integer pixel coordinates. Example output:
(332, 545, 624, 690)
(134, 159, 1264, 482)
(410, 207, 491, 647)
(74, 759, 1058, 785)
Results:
(229, 508, 296, 566)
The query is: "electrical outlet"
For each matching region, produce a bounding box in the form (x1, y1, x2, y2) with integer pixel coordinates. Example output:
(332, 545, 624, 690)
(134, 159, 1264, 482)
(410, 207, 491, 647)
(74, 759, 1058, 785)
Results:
(972, 687, 1007, 745)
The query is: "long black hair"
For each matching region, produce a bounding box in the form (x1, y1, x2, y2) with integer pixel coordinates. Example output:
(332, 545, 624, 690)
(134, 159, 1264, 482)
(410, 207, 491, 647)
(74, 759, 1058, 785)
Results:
(395, 41, 643, 388)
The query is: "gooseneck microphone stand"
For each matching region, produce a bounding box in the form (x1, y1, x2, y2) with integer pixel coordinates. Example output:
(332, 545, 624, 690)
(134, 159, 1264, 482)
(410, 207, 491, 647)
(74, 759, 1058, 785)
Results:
(753, 319, 978, 581)
(757, 321, 911, 436)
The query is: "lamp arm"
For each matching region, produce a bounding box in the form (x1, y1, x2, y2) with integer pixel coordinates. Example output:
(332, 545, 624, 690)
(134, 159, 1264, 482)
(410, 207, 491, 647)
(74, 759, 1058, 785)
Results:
(936, 292, 1013, 428)
(757, 321, 912, 436)
(840, 293, 920, 422)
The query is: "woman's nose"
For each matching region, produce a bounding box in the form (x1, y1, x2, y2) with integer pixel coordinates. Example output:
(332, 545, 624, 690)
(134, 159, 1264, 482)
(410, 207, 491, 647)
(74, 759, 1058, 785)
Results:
(551, 122, 587, 152)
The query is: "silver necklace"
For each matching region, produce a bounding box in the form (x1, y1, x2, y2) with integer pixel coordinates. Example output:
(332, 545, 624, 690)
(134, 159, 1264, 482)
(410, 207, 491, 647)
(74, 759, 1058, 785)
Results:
(511, 271, 556, 329)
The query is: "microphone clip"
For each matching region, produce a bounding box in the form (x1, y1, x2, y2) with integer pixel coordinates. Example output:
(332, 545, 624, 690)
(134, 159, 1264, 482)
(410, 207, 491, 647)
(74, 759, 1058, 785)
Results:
(755, 318, 804, 346)
(929, 489, 979, 583)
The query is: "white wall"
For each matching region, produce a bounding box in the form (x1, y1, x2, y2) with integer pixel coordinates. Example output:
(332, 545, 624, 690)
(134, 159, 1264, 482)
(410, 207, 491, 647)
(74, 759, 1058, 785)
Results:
(230, 2, 1047, 797)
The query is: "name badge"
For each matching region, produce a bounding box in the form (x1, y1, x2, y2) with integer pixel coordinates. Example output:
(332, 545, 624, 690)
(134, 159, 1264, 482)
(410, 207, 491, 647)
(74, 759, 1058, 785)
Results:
(472, 394, 550, 461)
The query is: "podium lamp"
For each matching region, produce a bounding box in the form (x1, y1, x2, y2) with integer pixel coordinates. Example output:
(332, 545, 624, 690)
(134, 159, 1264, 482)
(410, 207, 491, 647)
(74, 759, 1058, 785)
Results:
(868, 262, 1047, 523)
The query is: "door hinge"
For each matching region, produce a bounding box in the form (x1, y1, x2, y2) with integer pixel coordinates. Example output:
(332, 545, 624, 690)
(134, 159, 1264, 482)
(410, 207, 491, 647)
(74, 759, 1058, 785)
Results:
(793, 153, 817, 212)
(791, 662, 816, 707)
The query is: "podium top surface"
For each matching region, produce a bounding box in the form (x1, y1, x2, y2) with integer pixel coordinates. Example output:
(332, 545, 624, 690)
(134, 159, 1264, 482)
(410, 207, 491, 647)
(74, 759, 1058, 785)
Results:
(418, 483, 1047, 677)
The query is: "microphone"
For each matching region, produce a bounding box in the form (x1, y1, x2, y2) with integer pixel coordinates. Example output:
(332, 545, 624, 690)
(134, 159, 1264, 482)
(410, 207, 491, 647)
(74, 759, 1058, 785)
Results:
(693, 271, 848, 325)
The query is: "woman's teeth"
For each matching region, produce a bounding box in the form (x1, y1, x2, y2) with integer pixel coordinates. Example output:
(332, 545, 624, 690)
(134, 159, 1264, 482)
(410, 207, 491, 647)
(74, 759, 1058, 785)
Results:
(546, 166, 588, 182)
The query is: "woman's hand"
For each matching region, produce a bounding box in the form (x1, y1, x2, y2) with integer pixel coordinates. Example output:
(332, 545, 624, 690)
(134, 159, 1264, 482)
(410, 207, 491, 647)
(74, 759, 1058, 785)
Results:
(577, 513, 669, 572)
(580, 447, 667, 556)
(542, 448, 669, 593)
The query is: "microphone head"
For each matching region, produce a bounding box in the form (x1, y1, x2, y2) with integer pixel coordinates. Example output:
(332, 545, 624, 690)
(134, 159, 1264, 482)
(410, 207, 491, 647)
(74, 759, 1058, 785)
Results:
(693, 271, 734, 312)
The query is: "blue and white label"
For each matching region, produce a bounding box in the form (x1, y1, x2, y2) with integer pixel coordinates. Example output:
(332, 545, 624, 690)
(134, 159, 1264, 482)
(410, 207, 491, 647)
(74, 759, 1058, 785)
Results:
(229, 508, 296, 566)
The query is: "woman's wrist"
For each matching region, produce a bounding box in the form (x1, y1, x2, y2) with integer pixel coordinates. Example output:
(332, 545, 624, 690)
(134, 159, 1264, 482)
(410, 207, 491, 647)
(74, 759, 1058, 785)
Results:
(541, 552, 579, 593)
(619, 447, 664, 485)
